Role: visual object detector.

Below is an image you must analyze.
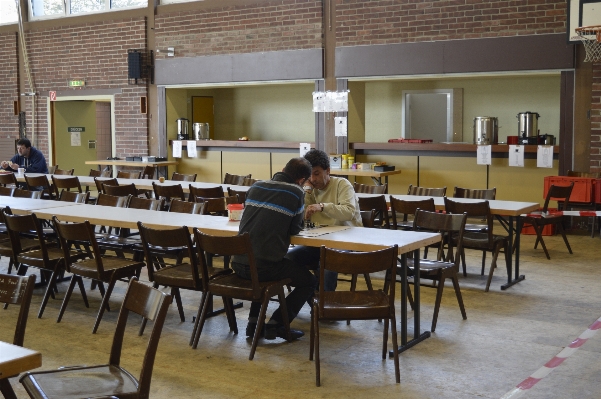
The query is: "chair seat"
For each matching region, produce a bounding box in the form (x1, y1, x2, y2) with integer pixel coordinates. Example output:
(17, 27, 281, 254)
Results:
(0, 238, 40, 257)
(461, 232, 507, 250)
(315, 290, 391, 320)
(209, 274, 292, 301)
(17, 247, 67, 269)
(407, 259, 455, 276)
(70, 257, 143, 280)
(21, 364, 138, 399)
(153, 263, 232, 288)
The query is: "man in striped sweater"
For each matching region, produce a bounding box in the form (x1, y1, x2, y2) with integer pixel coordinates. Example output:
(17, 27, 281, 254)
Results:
(232, 157, 315, 341)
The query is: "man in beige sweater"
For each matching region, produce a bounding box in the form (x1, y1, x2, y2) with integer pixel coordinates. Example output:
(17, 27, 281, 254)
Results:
(286, 149, 362, 291)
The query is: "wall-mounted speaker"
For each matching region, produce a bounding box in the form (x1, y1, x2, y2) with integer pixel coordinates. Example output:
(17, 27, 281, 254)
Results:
(127, 49, 154, 85)
(128, 51, 142, 79)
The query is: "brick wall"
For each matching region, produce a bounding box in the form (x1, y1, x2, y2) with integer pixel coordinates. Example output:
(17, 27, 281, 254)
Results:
(154, 0, 323, 59)
(591, 62, 601, 172)
(0, 32, 19, 162)
(23, 17, 149, 158)
(336, 0, 566, 46)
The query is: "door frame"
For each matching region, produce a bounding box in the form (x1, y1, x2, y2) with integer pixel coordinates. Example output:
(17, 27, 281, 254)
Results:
(47, 95, 116, 166)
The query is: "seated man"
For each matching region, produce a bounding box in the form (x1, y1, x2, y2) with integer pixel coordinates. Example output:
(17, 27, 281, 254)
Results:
(231, 157, 316, 340)
(286, 149, 362, 291)
(1, 138, 49, 174)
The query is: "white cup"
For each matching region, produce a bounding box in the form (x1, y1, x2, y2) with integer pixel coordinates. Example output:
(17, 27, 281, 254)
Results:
(18, 168, 25, 176)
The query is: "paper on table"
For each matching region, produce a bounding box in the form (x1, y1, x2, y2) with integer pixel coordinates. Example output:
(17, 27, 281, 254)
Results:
(509, 145, 524, 167)
(476, 145, 491, 165)
(172, 141, 182, 158)
(537, 145, 553, 168)
(187, 141, 197, 158)
(296, 225, 350, 237)
(334, 116, 347, 137)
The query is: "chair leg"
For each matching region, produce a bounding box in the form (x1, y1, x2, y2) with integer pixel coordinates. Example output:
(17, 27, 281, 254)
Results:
(314, 304, 321, 387)
(451, 274, 467, 321)
(172, 287, 185, 322)
(190, 291, 208, 345)
(57, 276, 78, 323)
(309, 301, 315, 361)
(277, 286, 291, 340)
(460, 249, 467, 277)
(76, 277, 89, 308)
(139, 282, 160, 336)
(92, 279, 116, 333)
(363, 273, 373, 290)
(192, 292, 213, 349)
(533, 222, 550, 260)
(480, 252, 487, 276)
(0, 378, 18, 399)
(382, 316, 389, 359)
(431, 274, 446, 332)
(348, 274, 358, 325)
(249, 295, 271, 361)
(38, 270, 59, 318)
(390, 309, 401, 384)
(486, 244, 503, 292)
(556, 222, 573, 255)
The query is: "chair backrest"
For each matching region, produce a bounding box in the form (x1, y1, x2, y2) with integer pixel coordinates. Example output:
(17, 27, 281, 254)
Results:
(189, 185, 223, 201)
(25, 175, 53, 198)
(108, 277, 172, 398)
(103, 183, 138, 197)
(413, 209, 467, 263)
(53, 217, 105, 273)
(543, 183, 574, 212)
(389, 196, 436, 229)
(127, 195, 164, 211)
(0, 273, 36, 346)
(4, 211, 52, 268)
(0, 173, 18, 187)
(242, 177, 258, 186)
(223, 173, 251, 185)
(47, 165, 57, 174)
(59, 190, 90, 203)
(194, 230, 260, 295)
(567, 170, 601, 178)
(360, 210, 376, 228)
(54, 168, 74, 175)
(453, 186, 496, 200)
(116, 170, 141, 179)
(171, 172, 197, 182)
(137, 222, 199, 286)
(444, 197, 494, 241)
(94, 177, 118, 193)
(169, 198, 202, 214)
(88, 169, 105, 178)
(317, 245, 398, 314)
(95, 193, 128, 208)
(51, 176, 82, 196)
(141, 165, 156, 179)
(196, 197, 229, 216)
(152, 182, 185, 204)
(13, 188, 42, 199)
(407, 184, 446, 197)
(353, 182, 388, 194)
(227, 187, 247, 203)
(358, 195, 390, 228)
(0, 186, 14, 196)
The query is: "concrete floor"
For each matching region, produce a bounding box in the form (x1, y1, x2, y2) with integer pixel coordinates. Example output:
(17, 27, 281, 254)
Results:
(2, 231, 601, 398)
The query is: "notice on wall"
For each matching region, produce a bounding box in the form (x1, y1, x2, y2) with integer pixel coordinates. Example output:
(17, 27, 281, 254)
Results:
(334, 116, 347, 137)
(300, 143, 311, 157)
(509, 145, 524, 167)
(537, 145, 553, 168)
(70, 132, 81, 146)
(476, 145, 491, 165)
(187, 141, 197, 158)
(172, 141, 182, 158)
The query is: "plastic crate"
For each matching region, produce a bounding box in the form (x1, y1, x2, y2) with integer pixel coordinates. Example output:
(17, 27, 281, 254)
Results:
(543, 176, 594, 203)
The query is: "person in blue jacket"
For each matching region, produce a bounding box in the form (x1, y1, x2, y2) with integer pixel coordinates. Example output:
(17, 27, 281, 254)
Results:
(1, 138, 49, 174)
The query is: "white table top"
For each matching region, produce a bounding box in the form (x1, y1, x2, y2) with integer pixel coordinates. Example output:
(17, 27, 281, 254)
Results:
(0, 341, 42, 378)
(0, 196, 82, 215)
(330, 168, 402, 178)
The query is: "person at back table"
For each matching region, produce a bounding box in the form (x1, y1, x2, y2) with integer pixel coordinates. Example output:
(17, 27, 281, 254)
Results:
(286, 149, 362, 292)
(231, 157, 316, 341)
(1, 138, 49, 174)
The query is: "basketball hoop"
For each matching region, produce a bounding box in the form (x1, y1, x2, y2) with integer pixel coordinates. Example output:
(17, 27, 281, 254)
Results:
(575, 25, 601, 62)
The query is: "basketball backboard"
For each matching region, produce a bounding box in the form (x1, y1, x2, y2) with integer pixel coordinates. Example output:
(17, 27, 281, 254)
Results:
(568, 0, 601, 43)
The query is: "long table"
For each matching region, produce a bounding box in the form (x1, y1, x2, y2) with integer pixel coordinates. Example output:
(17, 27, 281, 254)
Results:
(357, 193, 540, 290)
(85, 160, 179, 179)
(0, 341, 41, 398)
(329, 168, 402, 186)
(24, 201, 439, 354)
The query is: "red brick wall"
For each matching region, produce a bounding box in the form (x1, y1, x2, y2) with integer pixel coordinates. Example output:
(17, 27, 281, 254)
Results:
(0, 32, 20, 162)
(154, 0, 323, 59)
(336, 0, 567, 46)
(591, 62, 601, 173)
(23, 17, 149, 158)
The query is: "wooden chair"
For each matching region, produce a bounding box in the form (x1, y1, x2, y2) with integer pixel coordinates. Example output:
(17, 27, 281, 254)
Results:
(390, 196, 436, 230)
(357, 195, 390, 228)
(58, 190, 90, 203)
(88, 168, 111, 178)
(169, 198, 203, 214)
(152, 182, 185, 210)
(223, 173, 251, 185)
(12, 188, 42, 199)
(521, 183, 574, 260)
(242, 177, 258, 186)
(20, 277, 172, 399)
(444, 198, 510, 291)
(353, 182, 388, 194)
(4, 212, 89, 318)
(95, 193, 128, 208)
(127, 195, 163, 211)
(189, 185, 224, 201)
(192, 230, 292, 360)
(0, 173, 18, 187)
(227, 187, 247, 203)
(196, 196, 238, 216)
(0, 207, 40, 275)
(453, 186, 496, 200)
(25, 174, 54, 200)
(137, 223, 233, 341)
(310, 245, 400, 386)
(116, 170, 141, 179)
(172, 172, 197, 182)
(0, 186, 14, 196)
(103, 183, 138, 197)
(53, 168, 74, 175)
(51, 176, 82, 198)
(47, 165, 57, 174)
(141, 165, 156, 179)
(407, 184, 446, 197)
(94, 177, 118, 194)
(52, 216, 145, 333)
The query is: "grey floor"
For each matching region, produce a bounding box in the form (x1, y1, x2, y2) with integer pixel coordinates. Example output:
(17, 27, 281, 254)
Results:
(2, 230, 601, 398)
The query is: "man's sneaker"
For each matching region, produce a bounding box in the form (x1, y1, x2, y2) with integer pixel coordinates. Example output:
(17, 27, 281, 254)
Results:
(264, 325, 304, 341)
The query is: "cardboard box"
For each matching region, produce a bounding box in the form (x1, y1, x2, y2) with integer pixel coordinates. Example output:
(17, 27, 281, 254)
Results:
(329, 155, 342, 169)
(358, 163, 375, 170)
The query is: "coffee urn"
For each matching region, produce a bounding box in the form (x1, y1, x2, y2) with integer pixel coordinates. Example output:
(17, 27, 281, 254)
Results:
(473, 117, 498, 145)
(176, 118, 189, 140)
(193, 123, 210, 140)
(517, 112, 539, 145)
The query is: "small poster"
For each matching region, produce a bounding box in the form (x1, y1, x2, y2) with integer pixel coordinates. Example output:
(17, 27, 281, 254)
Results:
(509, 145, 524, 167)
(187, 141, 197, 158)
(334, 116, 347, 137)
(537, 145, 553, 168)
(300, 143, 311, 157)
(70, 132, 81, 146)
(476, 145, 491, 165)
(312, 92, 326, 112)
(172, 140, 182, 158)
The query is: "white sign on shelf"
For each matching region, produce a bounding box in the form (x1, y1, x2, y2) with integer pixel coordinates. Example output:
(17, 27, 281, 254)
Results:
(334, 116, 347, 137)
(172, 141, 182, 158)
(300, 143, 311, 157)
(476, 145, 491, 165)
(509, 145, 524, 167)
(187, 141, 197, 158)
(537, 145, 553, 168)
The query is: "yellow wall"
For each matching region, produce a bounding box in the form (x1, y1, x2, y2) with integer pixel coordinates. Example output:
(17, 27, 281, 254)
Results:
(54, 101, 97, 175)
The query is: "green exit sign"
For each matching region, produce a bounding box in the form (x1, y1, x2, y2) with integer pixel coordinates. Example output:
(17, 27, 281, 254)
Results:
(68, 79, 85, 88)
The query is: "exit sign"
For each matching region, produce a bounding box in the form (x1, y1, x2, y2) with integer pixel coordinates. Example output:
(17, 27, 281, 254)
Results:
(68, 79, 85, 88)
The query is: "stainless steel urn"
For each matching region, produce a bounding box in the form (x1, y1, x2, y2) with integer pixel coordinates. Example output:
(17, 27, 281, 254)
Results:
(193, 123, 210, 140)
(473, 117, 498, 145)
(176, 118, 189, 140)
(517, 112, 539, 138)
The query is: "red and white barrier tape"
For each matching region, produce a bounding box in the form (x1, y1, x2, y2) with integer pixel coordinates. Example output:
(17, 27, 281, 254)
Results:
(524, 211, 600, 218)
(501, 316, 601, 399)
